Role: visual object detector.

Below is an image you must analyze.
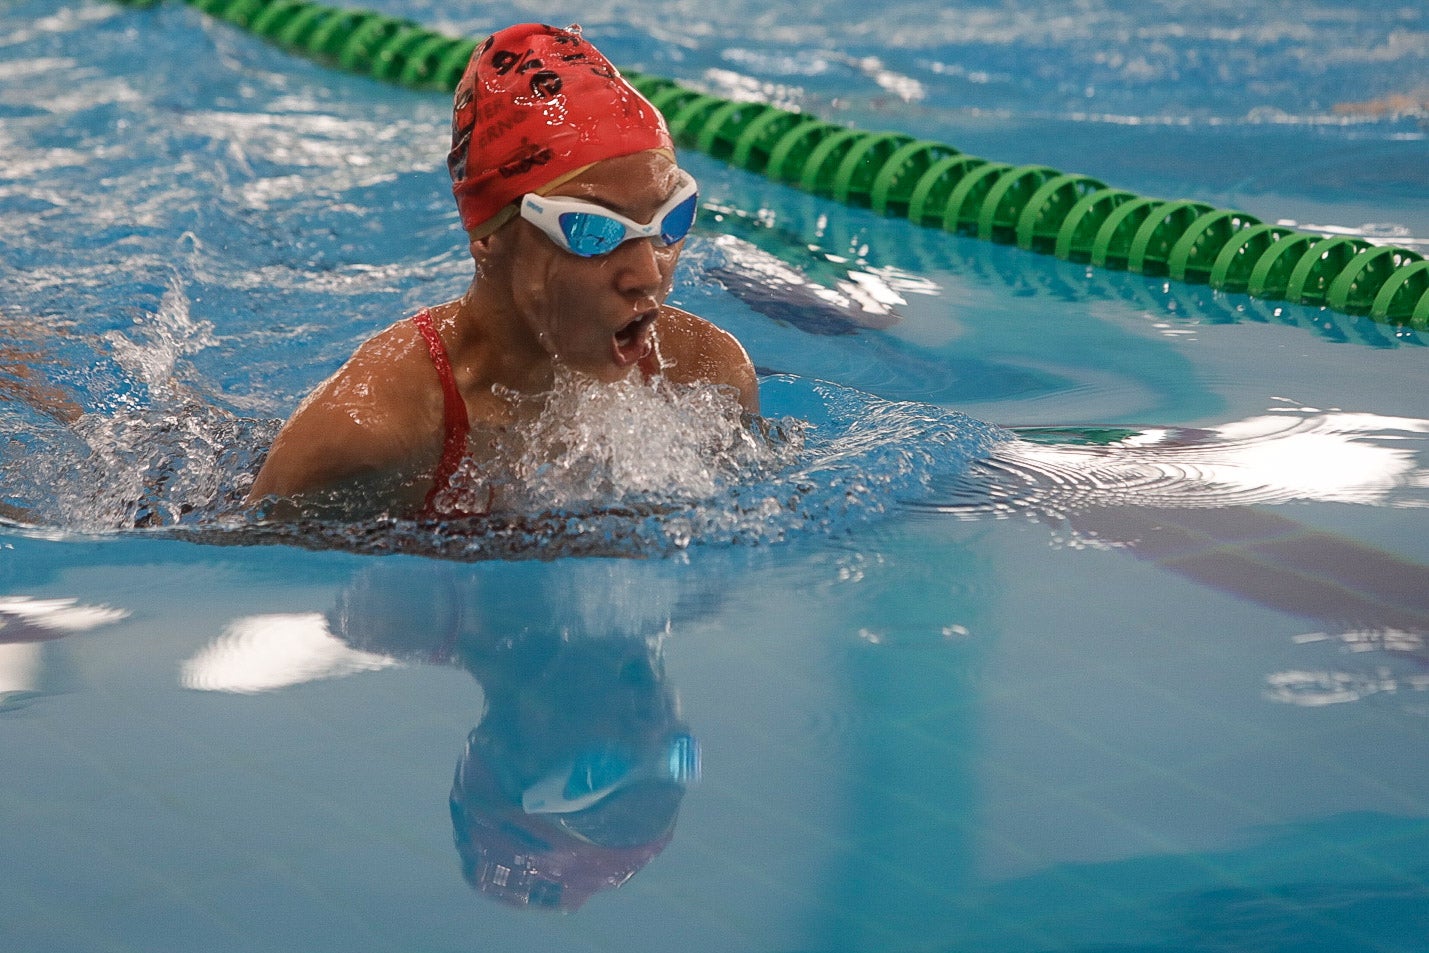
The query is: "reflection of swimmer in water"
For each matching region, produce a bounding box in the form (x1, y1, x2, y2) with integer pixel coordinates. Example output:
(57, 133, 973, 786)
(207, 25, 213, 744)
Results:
(331, 562, 703, 910)
(247, 23, 758, 521)
(447, 637, 696, 911)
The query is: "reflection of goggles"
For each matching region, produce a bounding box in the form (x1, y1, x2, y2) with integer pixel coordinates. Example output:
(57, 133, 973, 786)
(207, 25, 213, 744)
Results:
(519, 173, 699, 258)
(522, 734, 700, 815)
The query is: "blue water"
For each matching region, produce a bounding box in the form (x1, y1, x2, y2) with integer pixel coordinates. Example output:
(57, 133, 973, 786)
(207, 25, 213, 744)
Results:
(2, 1, 1428, 950)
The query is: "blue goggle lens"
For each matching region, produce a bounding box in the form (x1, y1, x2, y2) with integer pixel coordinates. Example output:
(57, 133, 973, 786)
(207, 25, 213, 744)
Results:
(659, 193, 698, 246)
(558, 212, 628, 257)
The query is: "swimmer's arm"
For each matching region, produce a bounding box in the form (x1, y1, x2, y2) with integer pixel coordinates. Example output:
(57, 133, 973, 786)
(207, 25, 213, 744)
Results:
(246, 375, 437, 519)
(657, 306, 760, 414)
(246, 407, 413, 518)
(247, 323, 446, 518)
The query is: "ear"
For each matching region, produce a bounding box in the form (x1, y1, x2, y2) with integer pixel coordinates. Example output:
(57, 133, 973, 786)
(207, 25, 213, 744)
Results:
(467, 205, 521, 268)
(469, 230, 495, 263)
(469, 229, 506, 281)
(469, 215, 522, 273)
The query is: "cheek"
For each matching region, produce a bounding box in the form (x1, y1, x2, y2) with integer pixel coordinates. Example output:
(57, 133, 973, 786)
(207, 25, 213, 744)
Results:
(513, 277, 555, 341)
(656, 244, 682, 290)
(522, 261, 611, 353)
(546, 262, 605, 315)
(509, 244, 573, 339)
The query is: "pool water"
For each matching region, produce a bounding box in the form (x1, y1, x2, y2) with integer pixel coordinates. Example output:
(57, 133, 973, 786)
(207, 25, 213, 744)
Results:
(2, 1, 1428, 950)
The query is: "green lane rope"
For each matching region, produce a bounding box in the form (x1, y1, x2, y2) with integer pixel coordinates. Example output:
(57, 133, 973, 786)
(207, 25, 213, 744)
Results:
(113, 0, 1429, 330)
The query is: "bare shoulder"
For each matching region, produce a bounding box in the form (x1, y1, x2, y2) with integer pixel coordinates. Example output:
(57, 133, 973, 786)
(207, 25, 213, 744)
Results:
(653, 306, 759, 412)
(248, 319, 444, 506)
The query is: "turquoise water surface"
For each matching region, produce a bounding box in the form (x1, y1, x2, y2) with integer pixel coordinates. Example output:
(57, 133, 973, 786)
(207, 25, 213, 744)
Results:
(2, 1, 1427, 950)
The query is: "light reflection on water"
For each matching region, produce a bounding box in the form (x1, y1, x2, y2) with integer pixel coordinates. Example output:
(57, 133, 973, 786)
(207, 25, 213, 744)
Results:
(930, 406, 1429, 517)
(922, 411, 1429, 676)
(3, 0, 1429, 949)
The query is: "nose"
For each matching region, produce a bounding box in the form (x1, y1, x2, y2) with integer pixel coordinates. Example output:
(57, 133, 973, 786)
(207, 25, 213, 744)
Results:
(611, 237, 673, 300)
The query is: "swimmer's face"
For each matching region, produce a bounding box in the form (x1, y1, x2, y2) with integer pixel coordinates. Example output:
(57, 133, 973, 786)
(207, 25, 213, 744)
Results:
(489, 151, 687, 383)
(515, 638, 675, 759)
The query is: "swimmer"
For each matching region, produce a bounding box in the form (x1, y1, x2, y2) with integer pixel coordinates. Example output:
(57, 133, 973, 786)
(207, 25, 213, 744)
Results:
(247, 23, 758, 520)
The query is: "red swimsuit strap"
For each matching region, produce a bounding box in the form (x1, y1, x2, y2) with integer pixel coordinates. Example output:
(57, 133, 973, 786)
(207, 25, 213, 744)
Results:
(410, 309, 471, 517)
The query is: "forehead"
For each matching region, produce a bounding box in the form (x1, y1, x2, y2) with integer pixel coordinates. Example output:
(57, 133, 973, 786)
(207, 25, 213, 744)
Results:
(548, 151, 685, 217)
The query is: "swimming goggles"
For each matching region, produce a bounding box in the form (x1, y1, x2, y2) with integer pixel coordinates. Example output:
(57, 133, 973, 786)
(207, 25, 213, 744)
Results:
(521, 734, 700, 815)
(519, 173, 699, 258)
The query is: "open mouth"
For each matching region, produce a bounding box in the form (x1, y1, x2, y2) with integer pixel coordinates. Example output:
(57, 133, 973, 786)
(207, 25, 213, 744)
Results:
(612, 312, 657, 366)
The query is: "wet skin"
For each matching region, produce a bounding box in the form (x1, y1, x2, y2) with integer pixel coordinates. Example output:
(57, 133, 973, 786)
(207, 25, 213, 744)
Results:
(247, 150, 758, 519)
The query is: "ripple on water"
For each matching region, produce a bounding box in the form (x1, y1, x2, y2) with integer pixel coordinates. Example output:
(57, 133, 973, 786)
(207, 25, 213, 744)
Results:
(924, 411, 1429, 519)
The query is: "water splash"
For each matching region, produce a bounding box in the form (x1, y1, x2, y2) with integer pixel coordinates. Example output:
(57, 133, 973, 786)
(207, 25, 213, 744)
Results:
(225, 374, 1004, 559)
(1, 286, 1004, 557)
(435, 368, 785, 517)
(4, 279, 273, 531)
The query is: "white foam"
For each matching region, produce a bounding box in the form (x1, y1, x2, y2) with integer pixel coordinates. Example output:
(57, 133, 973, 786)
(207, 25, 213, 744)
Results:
(434, 369, 794, 518)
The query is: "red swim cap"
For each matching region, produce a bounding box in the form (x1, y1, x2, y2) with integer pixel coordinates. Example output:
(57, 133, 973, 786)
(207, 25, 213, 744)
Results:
(450, 729, 679, 911)
(448, 23, 674, 233)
